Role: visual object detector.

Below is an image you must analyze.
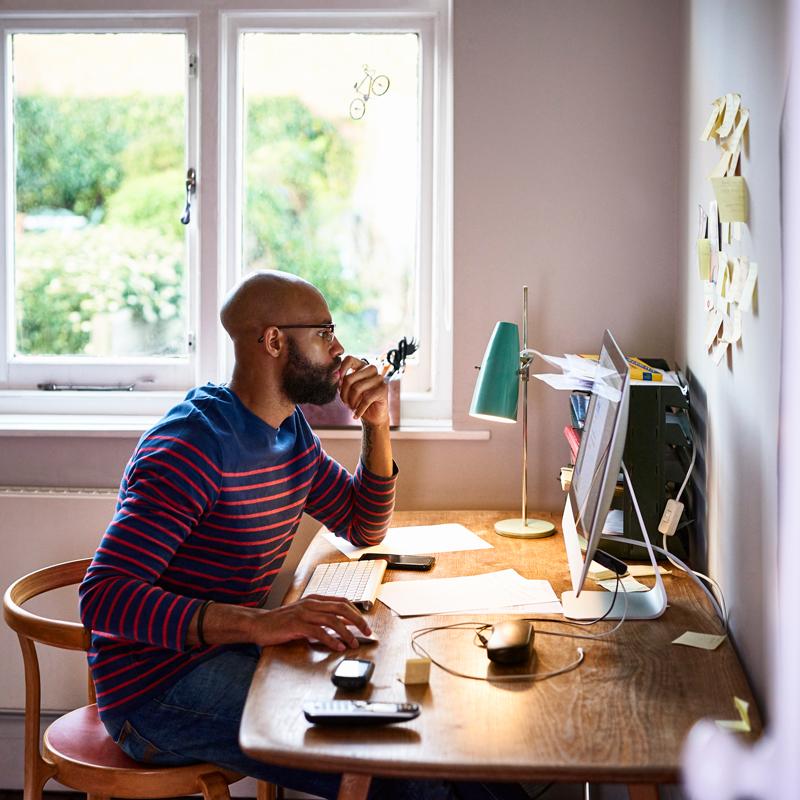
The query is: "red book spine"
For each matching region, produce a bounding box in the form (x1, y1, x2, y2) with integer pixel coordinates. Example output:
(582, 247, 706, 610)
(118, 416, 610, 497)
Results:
(563, 425, 581, 462)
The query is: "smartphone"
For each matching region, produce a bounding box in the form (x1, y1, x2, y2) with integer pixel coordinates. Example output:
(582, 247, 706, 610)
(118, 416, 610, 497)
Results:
(331, 657, 375, 689)
(359, 553, 435, 571)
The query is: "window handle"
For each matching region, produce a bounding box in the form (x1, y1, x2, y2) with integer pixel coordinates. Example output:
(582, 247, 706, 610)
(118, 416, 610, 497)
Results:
(180, 168, 197, 225)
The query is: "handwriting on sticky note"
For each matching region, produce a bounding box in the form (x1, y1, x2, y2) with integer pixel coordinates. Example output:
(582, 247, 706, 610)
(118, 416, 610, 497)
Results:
(672, 631, 727, 650)
(711, 176, 748, 223)
(697, 239, 711, 280)
(716, 697, 751, 733)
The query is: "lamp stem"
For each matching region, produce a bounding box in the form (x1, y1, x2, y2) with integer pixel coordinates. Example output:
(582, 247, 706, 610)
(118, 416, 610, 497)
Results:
(521, 286, 529, 525)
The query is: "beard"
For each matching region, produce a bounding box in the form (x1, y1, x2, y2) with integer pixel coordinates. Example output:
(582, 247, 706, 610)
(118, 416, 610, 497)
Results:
(282, 337, 340, 406)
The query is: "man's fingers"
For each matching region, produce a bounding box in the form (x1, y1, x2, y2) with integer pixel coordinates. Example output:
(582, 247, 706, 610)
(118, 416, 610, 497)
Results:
(340, 370, 386, 410)
(300, 595, 371, 634)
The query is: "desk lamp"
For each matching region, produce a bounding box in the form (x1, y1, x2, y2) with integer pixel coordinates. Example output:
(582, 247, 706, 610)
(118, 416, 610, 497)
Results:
(469, 286, 555, 539)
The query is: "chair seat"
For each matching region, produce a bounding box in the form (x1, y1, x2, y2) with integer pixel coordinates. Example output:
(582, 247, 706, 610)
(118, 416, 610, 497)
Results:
(46, 705, 150, 770)
(43, 704, 241, 795)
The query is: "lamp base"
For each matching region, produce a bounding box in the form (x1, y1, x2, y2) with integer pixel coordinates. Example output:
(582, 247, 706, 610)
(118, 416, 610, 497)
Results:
(494, 518, 555, 539)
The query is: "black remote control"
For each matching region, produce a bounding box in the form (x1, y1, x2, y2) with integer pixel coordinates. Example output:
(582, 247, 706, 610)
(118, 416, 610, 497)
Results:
(303, 700, 420, 725)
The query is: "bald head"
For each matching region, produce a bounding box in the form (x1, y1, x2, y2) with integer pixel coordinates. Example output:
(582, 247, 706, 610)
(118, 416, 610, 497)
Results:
(220, 270, 328, 351)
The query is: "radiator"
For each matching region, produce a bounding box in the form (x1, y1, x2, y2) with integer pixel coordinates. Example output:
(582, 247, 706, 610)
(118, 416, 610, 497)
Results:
(0, 486, 118, 713)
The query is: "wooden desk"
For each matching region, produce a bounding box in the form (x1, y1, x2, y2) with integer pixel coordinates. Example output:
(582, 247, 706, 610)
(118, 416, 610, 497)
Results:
(240, 510, 760, 800)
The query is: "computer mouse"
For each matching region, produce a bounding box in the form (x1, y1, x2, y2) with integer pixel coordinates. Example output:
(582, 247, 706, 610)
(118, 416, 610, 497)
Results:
(486, 621, 534, 664)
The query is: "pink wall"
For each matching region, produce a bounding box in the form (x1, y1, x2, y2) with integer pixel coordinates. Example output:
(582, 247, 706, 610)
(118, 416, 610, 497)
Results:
(0, 0, 684, 516)
(451, 0, 682, 510)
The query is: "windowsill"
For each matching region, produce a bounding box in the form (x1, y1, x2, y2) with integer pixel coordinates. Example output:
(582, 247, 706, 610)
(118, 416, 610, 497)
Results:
(0, 413, 490, 441)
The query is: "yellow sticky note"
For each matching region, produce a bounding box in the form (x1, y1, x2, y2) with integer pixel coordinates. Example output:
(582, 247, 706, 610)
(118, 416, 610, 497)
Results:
(711, 176, 748, 223)
(700, 98, 724, 141)
(731, 306, 743, 343)
(697, 239, 711, 280)
(627, 564, 670, 578)
(672, 631, 727, 650)
(720, 257, 731, 298)
(723, 107, 749, 153)
(710, 149, 732, 178)
(716, 92, 740, 138)
(704, 309, 723, 348)
(726, 146, 741, 177)
(712, 339, 729, 365)
(739, 262, 758, 312)
(716, 697, 751, 732)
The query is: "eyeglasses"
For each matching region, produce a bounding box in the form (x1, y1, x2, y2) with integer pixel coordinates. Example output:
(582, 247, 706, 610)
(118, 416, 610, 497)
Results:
(258, 323, 336, 344)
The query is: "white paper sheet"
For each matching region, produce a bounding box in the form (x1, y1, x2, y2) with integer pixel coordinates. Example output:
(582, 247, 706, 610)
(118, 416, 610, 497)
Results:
(377, 569, 558, 617)
(322, 523, 492, 560)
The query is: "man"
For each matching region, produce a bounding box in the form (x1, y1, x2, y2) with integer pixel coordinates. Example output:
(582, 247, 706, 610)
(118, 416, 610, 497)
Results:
(79, 271, 528, 800)
(79, 270, 425, 796)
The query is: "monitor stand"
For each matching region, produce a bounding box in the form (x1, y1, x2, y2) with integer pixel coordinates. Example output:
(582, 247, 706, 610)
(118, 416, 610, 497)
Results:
(561, 462, 667, 620)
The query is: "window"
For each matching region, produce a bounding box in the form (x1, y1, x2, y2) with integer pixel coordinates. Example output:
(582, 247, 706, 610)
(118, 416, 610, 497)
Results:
(0, 2, 451, 422)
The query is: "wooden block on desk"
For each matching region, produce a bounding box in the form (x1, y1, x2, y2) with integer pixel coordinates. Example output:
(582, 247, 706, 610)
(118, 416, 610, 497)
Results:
(402, 657, 431, 685)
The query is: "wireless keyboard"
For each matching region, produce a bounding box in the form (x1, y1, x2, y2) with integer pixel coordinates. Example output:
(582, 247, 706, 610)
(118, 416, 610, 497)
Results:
(301, 558, 387, 611)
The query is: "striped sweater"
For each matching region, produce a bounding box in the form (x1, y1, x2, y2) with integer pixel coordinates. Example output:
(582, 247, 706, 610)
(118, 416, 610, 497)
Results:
(79, 384, 396, 717)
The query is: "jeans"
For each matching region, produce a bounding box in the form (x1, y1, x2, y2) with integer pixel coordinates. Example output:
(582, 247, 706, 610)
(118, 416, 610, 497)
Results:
(100, 645, 528, 800)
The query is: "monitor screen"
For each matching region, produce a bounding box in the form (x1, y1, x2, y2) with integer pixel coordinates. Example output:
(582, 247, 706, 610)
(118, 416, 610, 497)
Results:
(566, 329, 630, 595)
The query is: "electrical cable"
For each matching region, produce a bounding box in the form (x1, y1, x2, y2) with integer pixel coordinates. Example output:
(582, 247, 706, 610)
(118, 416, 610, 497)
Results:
(409, 578, 630, 684)
(411, 622, 584, 683)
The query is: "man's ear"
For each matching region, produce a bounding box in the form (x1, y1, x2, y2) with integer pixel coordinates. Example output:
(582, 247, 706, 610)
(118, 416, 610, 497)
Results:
(261, 327, 284, 358)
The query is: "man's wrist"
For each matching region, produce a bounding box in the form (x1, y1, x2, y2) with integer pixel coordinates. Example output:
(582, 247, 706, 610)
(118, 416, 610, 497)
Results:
(190, 601, 265, 646)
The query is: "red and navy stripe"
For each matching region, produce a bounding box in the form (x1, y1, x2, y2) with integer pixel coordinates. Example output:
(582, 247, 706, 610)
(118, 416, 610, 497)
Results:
(79, 385, 396, 716)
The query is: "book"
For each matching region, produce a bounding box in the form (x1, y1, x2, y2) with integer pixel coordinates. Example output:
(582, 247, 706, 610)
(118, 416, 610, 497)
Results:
(563, 425, 581, 463)
(579, 354, 665, 382)
(569, 391, 590, 429)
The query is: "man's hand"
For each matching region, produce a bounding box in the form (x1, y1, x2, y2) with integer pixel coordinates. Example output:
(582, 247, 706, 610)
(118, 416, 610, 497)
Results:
(189, 595, 372, 652)
(338, 355, 390, 427)
(251, 595, 371, 651)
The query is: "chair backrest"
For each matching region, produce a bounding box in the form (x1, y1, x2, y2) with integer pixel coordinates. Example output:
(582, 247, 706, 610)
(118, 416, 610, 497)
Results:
(4, 556, 95, 730)
(3, 558, 92, 651)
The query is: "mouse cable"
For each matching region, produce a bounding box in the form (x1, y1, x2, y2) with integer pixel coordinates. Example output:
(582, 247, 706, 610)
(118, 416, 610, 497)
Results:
(522, 574, 631, 642)
(409, 621, 585, 683)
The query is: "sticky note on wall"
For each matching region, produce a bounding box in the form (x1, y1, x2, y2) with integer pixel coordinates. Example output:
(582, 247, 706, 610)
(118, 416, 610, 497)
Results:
(697, 239, 711, 280)
(711, 176, 748, 223)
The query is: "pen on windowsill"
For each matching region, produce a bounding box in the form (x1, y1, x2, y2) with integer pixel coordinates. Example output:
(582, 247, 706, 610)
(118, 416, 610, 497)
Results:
(37, 383, 136, 392)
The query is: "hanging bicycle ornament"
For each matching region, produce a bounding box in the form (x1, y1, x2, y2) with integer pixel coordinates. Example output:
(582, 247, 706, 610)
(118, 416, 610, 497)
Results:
(349, 64, 390, 120)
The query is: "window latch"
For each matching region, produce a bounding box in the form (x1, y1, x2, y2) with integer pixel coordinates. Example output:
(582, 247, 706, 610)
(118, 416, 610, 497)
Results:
(180, 167, 197, 225)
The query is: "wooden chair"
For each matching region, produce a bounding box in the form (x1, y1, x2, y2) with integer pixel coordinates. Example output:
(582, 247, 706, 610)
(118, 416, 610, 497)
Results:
(3, 558, 278, 800)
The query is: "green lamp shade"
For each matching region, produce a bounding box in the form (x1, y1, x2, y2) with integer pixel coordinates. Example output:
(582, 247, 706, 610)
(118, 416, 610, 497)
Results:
(469, 321, 520, 422)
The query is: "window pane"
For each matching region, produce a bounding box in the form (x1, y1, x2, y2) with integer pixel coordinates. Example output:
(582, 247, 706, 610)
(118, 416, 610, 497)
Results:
(12, 33, 188, 359)
(242, 33, 419, 357)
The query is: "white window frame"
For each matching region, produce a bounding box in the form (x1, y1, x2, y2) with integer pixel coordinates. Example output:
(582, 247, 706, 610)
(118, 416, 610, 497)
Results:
(0, 0, 452, 424)
(0, 13, 200, 401)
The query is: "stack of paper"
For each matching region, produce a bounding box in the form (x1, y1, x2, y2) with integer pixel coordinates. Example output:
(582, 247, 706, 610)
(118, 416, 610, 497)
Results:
(377, 569, 561, 617)
(322, 523, 492, 560)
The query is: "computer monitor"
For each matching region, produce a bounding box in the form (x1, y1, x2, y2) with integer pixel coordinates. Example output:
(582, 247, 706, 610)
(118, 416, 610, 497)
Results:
(560, 329, 667, 620)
